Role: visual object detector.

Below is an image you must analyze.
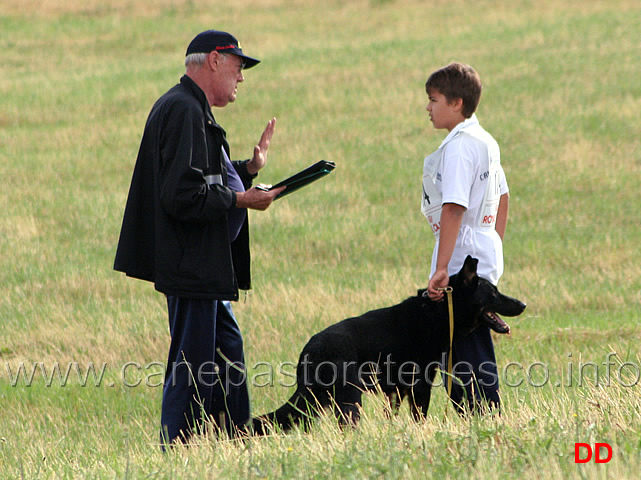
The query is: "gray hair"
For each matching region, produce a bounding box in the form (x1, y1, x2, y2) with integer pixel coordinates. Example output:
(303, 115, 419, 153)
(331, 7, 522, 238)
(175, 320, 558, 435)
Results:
(185, 52, 208, 67)
(185, 52, 231, 68)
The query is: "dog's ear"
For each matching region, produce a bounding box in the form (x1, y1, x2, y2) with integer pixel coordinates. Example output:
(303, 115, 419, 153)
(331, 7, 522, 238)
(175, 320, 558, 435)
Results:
(461, 256, 479, 287)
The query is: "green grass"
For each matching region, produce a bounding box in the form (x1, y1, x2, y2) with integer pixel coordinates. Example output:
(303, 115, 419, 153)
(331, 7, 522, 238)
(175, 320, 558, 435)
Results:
(1, 0, 640, 477)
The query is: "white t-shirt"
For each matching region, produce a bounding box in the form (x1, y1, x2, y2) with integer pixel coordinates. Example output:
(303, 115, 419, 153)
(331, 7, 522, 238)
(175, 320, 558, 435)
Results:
(421, 115, 508, 285)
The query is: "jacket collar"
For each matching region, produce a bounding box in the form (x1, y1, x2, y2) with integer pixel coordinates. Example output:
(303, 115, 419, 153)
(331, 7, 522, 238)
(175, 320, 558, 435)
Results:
(179, 75, 220, 130)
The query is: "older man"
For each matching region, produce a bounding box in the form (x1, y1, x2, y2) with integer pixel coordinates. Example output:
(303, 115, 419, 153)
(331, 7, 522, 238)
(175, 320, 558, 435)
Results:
(114, 30, 284, 446)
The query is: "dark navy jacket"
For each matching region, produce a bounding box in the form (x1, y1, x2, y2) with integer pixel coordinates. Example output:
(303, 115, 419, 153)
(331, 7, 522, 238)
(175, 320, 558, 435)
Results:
(114, 75, 255, 300)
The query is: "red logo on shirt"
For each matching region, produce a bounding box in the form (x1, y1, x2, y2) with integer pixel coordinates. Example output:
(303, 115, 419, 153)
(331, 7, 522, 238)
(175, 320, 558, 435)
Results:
(427, 216, 440, 233)
(482, 215, 495, 225)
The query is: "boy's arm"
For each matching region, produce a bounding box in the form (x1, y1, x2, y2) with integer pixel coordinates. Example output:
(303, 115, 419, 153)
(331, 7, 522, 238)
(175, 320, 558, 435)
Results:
(427, 202, 465, 300)
(495, 192, 509, 241)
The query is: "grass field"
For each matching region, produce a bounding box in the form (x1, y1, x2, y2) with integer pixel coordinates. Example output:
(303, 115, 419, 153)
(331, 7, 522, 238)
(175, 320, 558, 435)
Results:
(1, 0, 640, 478)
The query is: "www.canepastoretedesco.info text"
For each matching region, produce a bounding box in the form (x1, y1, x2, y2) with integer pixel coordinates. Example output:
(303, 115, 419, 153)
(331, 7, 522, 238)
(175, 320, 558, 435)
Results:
(3, 352, 639, 389)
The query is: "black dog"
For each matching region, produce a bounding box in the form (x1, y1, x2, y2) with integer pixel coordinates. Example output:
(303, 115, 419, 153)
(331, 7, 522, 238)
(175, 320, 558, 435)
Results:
(252, 256, 525, 434)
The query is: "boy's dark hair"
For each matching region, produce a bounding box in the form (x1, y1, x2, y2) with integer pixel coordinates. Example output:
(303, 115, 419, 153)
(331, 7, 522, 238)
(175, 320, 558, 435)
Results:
(425, 62, 482, 118)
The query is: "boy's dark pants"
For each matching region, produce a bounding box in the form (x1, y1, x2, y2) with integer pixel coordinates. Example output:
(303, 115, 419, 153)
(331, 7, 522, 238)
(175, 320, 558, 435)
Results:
(445, 325, 500, 414)
(160, 297, 250, 446)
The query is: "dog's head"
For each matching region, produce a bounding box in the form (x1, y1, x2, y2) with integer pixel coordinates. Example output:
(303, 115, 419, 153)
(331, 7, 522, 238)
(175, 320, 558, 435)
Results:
(421, 256, 526, 336)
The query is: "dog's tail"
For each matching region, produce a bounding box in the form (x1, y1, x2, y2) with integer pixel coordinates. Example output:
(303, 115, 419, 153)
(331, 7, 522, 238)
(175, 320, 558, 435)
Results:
(251, 387, 322, 435)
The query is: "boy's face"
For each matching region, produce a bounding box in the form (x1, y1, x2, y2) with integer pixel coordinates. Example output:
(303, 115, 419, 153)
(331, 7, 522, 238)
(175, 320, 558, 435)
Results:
(426, 88, 464, 132)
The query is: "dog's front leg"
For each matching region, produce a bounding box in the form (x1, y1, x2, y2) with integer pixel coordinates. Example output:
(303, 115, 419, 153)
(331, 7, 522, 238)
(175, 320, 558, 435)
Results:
(410, 364, 438, 420)
(409, 382, 431, 421)
(384, 391, 402, 418)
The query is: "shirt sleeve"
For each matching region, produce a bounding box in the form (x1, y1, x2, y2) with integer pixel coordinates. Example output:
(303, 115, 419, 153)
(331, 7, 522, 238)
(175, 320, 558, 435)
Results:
(440, 137, 478, 209)
(498, 164, 509, 195)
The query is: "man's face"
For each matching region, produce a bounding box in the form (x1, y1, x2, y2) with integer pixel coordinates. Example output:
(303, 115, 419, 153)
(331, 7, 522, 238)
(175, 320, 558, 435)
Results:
(210, 54, 245, 107)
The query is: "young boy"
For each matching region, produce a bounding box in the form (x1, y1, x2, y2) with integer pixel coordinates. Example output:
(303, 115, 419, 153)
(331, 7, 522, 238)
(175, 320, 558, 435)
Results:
(422, 62, 510, 413)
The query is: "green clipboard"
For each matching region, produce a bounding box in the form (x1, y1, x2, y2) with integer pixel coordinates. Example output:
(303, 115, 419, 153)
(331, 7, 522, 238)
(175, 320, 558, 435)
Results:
(256, 160, 336, 199)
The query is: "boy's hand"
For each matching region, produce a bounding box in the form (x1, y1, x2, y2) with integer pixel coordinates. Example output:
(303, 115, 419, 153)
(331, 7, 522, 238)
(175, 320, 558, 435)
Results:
(426, 268, 449, 301)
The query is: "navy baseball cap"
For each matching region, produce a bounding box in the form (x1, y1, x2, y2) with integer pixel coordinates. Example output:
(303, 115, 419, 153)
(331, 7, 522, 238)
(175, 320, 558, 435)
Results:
(186, 30, 260, 69)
